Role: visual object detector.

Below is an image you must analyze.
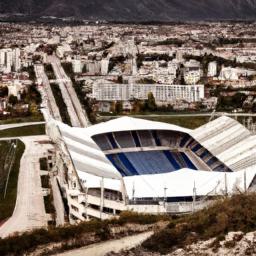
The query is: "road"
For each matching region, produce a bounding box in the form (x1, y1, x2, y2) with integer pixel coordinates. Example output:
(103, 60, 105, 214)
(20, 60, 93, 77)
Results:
(0, 121, 45, 131)
(49, 55, 90, 128)
(34, 64, 62, 122)
(0, 136, 54, 238)
(99, 112, 256, 119)
(57, 231, 153, 256)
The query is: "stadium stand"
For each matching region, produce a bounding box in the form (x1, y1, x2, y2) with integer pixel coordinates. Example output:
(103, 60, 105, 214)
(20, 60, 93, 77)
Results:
(125, 151, 176, 174)
(92, 134, 112, 151)
(106, 150, 199, 176)
(107, 133, 119, 149)
(131, 131, 141, 147)
(92, 128, 230, 174)
(137, 130, 155, 147)
(113, 131, 136, 148)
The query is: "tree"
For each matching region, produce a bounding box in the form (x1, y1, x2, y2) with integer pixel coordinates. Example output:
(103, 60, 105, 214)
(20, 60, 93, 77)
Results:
(252, 102, 256, 113)
(8, 95, 18, 106)
(115, 101, 123, 113)
(132, 99, 144, 113)
(0, 86, 8, 97)
(145, 92, 157, 111)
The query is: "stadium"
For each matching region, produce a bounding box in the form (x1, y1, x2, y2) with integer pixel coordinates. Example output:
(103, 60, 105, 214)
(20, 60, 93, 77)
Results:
(48, 115, 256, 222)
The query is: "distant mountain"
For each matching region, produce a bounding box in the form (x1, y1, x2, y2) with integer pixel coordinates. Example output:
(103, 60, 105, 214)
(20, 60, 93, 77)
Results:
(1, 0, 256, 21)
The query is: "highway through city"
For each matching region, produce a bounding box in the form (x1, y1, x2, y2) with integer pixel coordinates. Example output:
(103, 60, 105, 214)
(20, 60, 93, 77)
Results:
(34, 64, 62, 122)
(0, 136, 54, 238)
(49, 55, 90, 128)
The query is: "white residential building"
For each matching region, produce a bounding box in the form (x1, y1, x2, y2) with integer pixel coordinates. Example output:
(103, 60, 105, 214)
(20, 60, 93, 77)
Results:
(101, 59, 109, 75)
(72, 59, 82, 73)
(0, 48, 21, 73)
(12, 48, 21, 72)
(184, 59, 201, 85)
(207, 61, 217, 77)
(91, 83, 204, 103)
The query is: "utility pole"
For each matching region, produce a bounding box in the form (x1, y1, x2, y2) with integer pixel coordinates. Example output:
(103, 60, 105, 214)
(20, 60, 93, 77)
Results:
(164, 185, 168, 208)
(192, 180, 196, 213)
(224, 172, 228, 196)
(100, 177, 104, 220)
(4, 140, 17, 199)
(244, 170, 247, 193)
(132, 181, 135, 202)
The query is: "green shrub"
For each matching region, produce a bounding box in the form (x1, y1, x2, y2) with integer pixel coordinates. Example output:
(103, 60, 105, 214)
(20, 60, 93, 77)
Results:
(0, 211, 167, 255)
(143, 194, 256, 254)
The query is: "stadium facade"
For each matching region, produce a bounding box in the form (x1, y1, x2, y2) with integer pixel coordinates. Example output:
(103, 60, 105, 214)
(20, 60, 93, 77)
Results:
(47, 116, 256, 222)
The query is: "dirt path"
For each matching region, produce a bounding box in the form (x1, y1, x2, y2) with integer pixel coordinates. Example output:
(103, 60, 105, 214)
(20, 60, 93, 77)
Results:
(56, 231, 153, 256)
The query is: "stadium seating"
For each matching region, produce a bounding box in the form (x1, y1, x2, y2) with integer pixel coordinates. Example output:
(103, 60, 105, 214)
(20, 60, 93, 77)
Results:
(106, 150, 198, 176)
(131, 131, 141, 147)
(114, 131, 136, 148)
(151, 130, 161, 146)
(137, 130, 155, 147)
(163, 150, 181, 169)
(92, 134, 112, 151)
(125, 151, 176, 174)
(92, 129, 229, 174)
(107, 133, 119, 149)
(180, 152, 197, 170)
(179, 134, 191, 147)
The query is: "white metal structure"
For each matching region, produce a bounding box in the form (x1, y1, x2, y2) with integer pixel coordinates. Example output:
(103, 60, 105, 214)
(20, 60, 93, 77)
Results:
(47, 116, 256, 222)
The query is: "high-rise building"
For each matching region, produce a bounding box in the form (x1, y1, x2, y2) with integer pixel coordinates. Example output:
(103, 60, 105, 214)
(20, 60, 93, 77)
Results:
(0, 48, 21, 73)
(207, 61, 217, 77)
(91, 83, 204, 103)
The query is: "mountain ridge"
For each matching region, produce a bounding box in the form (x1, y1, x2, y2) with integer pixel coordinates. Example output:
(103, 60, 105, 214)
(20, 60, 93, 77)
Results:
(1, 0, 256, 21)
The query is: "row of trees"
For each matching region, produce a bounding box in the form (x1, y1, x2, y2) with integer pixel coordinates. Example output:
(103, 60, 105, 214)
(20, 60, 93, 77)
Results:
(111, 92, 157, 114)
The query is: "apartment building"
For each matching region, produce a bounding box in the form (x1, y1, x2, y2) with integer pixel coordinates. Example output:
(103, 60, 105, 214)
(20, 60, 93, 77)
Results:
(91, 83, 205, 103)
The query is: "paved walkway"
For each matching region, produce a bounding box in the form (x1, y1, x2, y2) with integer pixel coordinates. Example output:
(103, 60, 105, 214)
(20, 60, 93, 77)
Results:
(0, 136, 54, 238)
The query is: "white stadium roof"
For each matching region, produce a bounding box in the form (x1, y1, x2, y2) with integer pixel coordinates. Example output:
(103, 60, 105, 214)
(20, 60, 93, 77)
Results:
(192, 116, 256, 171)
(124, 168, 256, 199)
(83, 116, 191, 136)
(58, 122, 122, 179)
(55, 116, 256, 198)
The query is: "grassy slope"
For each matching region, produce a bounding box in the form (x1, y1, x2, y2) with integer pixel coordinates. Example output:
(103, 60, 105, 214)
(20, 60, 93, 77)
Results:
(143, 193, 256, 254)
(0, 212, 169, 255)
(1, 194, 256, 255)
(0, 140, 25, 221)
(0, 124, 45, 138)
(140, 116, 209, 129)
(0, 141, 13, 193)
(0, 115, 44, 125)
(98, 115, 209, 129)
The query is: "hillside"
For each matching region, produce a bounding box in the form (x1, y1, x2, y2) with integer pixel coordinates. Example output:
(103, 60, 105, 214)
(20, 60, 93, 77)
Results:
(1, 194, 256, 255)
(1, 0, 256, 21)
(141, 193, 256, 255)
(106, 193, 256, 256)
